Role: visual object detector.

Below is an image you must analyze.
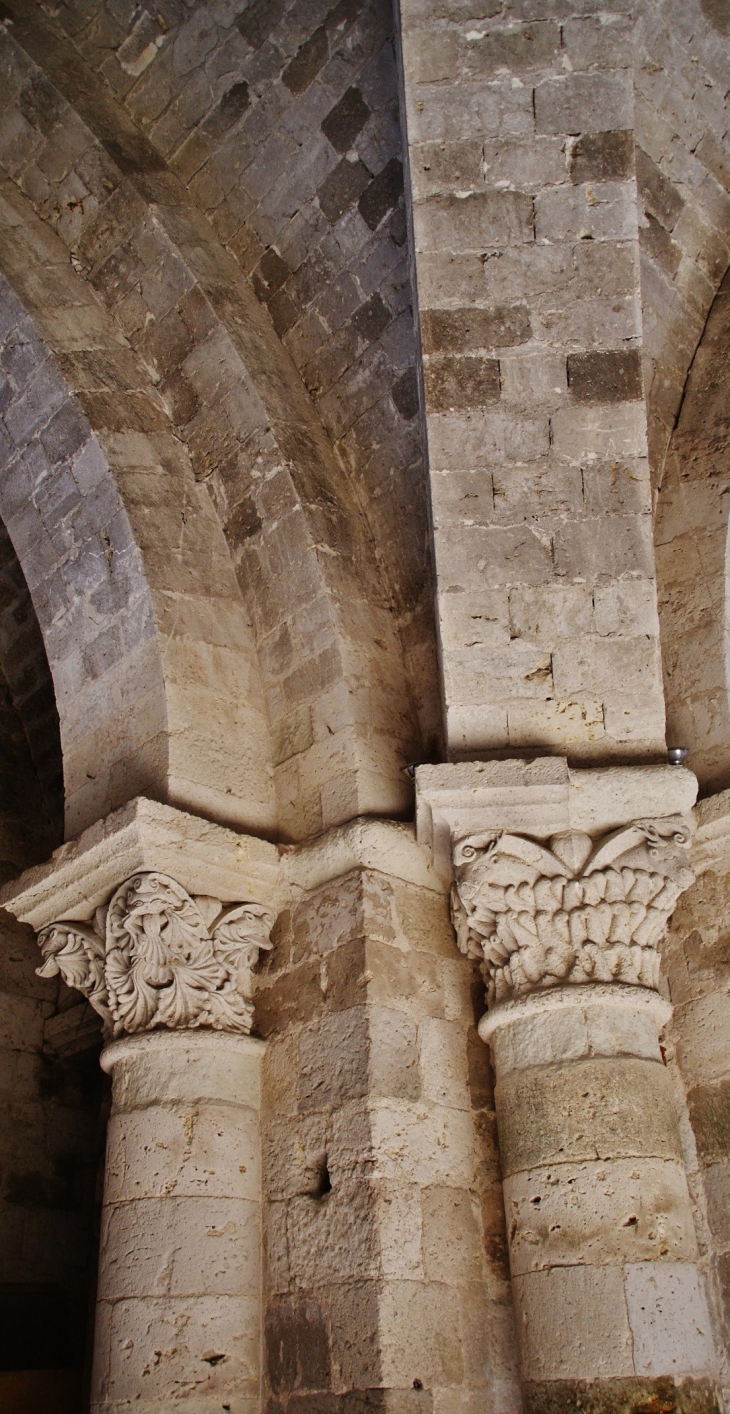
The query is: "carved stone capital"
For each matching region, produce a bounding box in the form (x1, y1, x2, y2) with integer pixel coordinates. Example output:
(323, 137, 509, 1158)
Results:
(37, 871, 274, 1038)
(451, 819, 694, 1006)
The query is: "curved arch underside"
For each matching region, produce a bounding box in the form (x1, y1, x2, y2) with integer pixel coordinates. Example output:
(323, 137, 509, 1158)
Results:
(1, 0, 729, 831)
(656, 269, 730, 791)
(0, 4, 429, 841)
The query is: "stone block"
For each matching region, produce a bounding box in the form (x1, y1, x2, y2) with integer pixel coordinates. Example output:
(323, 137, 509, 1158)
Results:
(513, 1264, 634, 1381)
(421, 1185, 483, 1284)
(414, 189, 534, 252)
(567, 349, 643, 404)
(569, 131, 635, 184)
(424, 354, 500, 410)
(624, 1263, 717, 1378)
(551, 403, 647, 462)
(409, 140, 484, 199)
(100, 1194, 259, 1298)
(534, 72, 634, 137)
(419, 1016, 470, 1110)
(504, 1157, 696, 1276)
(421, 305, 530, 353)
(377, 1280, 465, 1386)
(535, 181, 637, 243)
(496, 1057, 683, 1177)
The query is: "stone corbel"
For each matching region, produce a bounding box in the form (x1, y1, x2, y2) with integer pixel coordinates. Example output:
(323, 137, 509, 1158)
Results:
(0, 797, 279, 1038)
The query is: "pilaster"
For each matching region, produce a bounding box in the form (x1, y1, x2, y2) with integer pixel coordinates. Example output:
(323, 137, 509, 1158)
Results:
(395, 0, 665, 761)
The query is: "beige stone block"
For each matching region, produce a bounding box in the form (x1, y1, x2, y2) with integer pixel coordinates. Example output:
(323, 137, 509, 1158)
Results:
(445, 704, 509, 753)
(551, 636, 662, 701)
(513, 1265, 634, 1380)
(104, 1102, 261, 1204)
(674, 992, 730, 1087)
(504, 1157, 697, 1276)
(489, 990, 663, 1074)
(378, 1280, 465, 1386)
(496, 1057, 683, 1177)
(624, 1262, 717, 1377)
(98, 1292, 260, 1405)
(108, 1033, 264, 1110)
(419, 1016, 470, 1110)
(376, 1179, 424, 1279)
(286, 1179, 379, 1287)
(367, 1098, 476, 1187)
(602, 694, 667, 746)
(100, 1196, 259, 1299)
(428, 409, 550, 471)
(440, 957, 475, 1024)
(481, 136, 567, 191)
(439, 591, 511, 652)
(1, 797, 279, 928)
(508, 584, 594, 644)
(421, 1185, 483, 1284)
(593, 580, 661, 638)
(507, 699, 605, 752)
(499, 350, 567, 404)
(551, 402, 648, 463)
(369, 1006, 421, 1102)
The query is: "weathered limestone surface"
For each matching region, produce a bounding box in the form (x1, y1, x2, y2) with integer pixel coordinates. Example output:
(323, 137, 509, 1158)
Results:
(397, 0, 666, 761)
(257, 826, 521, 1414)
(93, 1030, 265, 1414)
(655, 273, 730, 792)
(419, 759, 723, 1410)
(1, 0, 730, 1408)
(0, 6, 433, 839)
(0, 258, 277, 839)
(663, 790, 730, 1402)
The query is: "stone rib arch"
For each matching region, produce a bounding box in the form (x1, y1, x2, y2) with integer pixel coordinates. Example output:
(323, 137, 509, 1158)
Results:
(0, 4, 423, 840)
(655, 268, 730, 792)
(635, 0, 730, 489)
(0, 513, 63, 845)
(0, 237, 276, 838)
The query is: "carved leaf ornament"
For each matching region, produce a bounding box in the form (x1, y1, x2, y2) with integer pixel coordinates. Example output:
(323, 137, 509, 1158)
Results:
(36, 872, 274, 1037)
(451, 819, 694, 1005)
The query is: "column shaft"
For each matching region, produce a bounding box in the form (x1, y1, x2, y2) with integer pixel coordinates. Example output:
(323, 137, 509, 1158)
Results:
(91, 1030, 264, 1414)
(485, 986, 720, 1411)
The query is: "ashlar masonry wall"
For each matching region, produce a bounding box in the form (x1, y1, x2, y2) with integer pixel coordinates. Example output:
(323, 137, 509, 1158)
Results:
(397, 0, 666, 764)
(256, 839, 521, 1414)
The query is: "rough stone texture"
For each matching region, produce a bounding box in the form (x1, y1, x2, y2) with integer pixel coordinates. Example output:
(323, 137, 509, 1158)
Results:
(655, 272, 730, 792)
(0, 249, 277, 840)
(635, 2, 730, 490)
(92, 1031, 264, 1413)
(20, 0, 439, 773)
(397, 0, 667, 762)
(488, 988, 718, 1396)
(0, 2, 437, 844)
(0, 2, 729, 1411)
(663, 793, 730, 1406)
(256, 861, 521, 1414)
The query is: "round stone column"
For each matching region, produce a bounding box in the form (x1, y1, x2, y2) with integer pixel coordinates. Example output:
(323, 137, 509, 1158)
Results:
(483, 984, 720, 1409)
(449, 819, 722, 1410)
(91, 1029, 264, 1414)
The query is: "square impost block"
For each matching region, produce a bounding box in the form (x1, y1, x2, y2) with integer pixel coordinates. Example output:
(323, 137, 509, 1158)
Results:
(416, 758, 698, 878)
(0, 796, 280, 931)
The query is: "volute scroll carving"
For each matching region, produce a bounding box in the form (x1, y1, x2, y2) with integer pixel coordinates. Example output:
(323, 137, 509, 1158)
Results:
(450, 818, 694, 1006)
(36, 872, 275, 1037)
